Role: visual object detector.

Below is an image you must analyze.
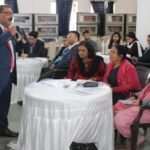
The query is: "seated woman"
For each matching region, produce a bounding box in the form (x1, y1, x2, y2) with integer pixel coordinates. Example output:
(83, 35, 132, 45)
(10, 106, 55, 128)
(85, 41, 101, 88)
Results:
(108, 32, 122, 49)
(103, 45, 141, 105)
(114, 80, 150, 146)
(67, 40, 106, 81)
(126, 32, 143, 62)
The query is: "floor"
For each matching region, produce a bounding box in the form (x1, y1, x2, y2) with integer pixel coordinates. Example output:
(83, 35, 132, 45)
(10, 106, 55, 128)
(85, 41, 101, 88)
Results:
(0, 104, 150, 150)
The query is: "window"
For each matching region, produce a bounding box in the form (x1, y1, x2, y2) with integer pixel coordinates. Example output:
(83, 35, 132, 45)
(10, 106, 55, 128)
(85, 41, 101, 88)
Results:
(69, 0, 78, 30)
(0, 0, 4, 5)
(50, 1, 56, 14)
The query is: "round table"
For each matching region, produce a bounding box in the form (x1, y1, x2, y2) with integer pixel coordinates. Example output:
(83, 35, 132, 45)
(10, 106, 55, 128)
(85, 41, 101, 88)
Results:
(16, 79, 114, 150)
(11, 57, 48, 103)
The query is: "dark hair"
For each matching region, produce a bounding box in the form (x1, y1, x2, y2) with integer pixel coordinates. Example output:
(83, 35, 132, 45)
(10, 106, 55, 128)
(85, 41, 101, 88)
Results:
(127, 32, 137, 41)
(114, 45, 127, 60)
(108, 32, 121, 49)
(69, 31, 80, 41)
(28, 31, 38, 39)
(82, 30, 90, 35)
(76, 40, 105, 78)
(78, 40, 96, 59)
(148, 35, 150, 38)
(0, 5, 11, 12)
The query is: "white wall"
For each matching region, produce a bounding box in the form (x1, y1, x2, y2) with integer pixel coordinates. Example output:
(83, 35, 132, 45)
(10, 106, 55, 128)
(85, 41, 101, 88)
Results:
(77, 0, 91, 13)
(114, 0, 137, 14)
(136, 0, 150, 48)
(17, 0, 51, 13)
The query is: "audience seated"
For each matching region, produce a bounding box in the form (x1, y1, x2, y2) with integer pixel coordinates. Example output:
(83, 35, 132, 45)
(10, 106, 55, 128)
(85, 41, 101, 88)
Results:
(16, 35, 30, 56)
(52, 35, 68, 62)
(136, 35, 150, 64)
(108, 32, 122, 49)
(82, 30, 99, 52)
(126, 32, 144, 62)
(67, 40, 106, 81)
(114, 80, 150, 147)
(103, 45, 141, 105)
(38, 31, 80, 80)
(18, 31, 45, 58)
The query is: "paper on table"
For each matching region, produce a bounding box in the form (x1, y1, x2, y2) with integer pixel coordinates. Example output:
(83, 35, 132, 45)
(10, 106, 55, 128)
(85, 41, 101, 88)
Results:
(40, 79, 78, 89)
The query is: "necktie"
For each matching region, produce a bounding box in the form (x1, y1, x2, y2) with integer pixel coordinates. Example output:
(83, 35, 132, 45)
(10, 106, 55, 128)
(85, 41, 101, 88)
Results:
(4, 27, 15, 72)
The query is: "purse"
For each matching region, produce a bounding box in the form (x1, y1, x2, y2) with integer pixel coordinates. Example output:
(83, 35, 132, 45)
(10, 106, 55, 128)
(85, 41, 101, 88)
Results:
(70, 142, 97, 150)
(83, 81, 98, 87)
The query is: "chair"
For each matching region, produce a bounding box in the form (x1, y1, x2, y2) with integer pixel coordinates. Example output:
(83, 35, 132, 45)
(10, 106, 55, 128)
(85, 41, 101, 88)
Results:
(130, 100, 150, 150)
(135, 65, 150, 88)
(136, 62, 150, 69)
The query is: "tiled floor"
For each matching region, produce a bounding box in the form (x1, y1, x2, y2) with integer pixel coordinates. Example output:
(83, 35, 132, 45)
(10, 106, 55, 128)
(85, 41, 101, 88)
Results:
(0, 104, 150, 150)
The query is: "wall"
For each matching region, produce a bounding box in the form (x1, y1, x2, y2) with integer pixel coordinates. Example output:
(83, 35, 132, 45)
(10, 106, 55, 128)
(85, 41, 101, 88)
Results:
(114, 0, 137, 14)
(77, 0, 91, 13)
(17, 0, 51, 13)
(136, 0, 150, 48)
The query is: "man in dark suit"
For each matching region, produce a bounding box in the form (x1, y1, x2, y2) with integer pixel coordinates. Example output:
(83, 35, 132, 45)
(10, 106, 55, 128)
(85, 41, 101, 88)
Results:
(20, 31, 45, 57)
(0, 4, 18, 137)
(38, 31, 80, 80)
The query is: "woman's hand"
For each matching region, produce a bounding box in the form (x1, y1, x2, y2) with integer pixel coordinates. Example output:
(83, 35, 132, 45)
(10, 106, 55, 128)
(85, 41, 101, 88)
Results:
(132, 99, 140, 106)
(89, 77, 98, 81)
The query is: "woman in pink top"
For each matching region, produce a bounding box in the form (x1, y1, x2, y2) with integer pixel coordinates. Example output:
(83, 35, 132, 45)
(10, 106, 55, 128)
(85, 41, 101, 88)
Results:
(114, 80, 150, 145)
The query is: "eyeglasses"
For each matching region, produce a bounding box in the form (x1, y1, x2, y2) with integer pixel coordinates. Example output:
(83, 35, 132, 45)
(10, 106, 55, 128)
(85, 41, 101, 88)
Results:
(0, 11, 13, 16)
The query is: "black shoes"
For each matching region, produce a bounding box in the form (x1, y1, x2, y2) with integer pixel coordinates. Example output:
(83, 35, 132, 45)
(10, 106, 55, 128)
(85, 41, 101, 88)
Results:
(0, 128, 18, 137)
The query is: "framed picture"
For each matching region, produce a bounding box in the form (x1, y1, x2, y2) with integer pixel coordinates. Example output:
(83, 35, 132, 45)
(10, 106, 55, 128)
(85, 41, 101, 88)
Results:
(106, 14, 124, 24)
(13, 14, 32, 25)
(77, 13, 98, 24)
(19, 26, 32, 35)
(77, 25, 97, 35)
(105, 25, 124, 36)
(126, 14, 136, 24)
(126, 25, 136, 34)
(35, 14, 58, 24)
(35, 25, 58, 37)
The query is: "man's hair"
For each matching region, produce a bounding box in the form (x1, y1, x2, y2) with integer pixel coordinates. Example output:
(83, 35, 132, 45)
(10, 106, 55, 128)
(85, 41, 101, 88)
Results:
(148, 35, 150, 38)
(82, 30, 90, 35)
(0, 5, 11, 13)
(68, 31, 80, 41)
(29, 31, 38, 39)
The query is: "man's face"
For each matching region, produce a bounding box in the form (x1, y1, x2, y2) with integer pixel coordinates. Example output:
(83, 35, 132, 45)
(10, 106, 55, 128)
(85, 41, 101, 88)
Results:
(28, 36, 36, 45)
(83, 33, 90, 40)
(0, 7, 13, 27)
(67, 33, 78, 45)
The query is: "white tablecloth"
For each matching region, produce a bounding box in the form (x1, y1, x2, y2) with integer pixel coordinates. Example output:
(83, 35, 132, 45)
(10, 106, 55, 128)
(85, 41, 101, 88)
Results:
(15, 79, 114, 150)
(11, 57, 48, 103)
(96, 52, 110, 64)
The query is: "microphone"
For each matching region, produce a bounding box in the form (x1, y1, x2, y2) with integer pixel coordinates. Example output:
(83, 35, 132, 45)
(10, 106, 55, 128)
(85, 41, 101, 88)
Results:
(16, 25, 25, 36)
(16, 25, 28, 41)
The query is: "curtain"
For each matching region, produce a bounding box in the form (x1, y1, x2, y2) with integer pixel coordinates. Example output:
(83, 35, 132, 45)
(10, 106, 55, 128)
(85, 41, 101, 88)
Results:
(90, 1, 105, 36)
(90, 1, 105, 14)
(5, 0, 18, 13)
(106, 1, 114, 13)
(56, 0, 73, 36)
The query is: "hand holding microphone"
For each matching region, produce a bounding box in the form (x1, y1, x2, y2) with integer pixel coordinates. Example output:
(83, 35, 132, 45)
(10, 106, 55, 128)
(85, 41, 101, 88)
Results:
(9, 25, 17, 36)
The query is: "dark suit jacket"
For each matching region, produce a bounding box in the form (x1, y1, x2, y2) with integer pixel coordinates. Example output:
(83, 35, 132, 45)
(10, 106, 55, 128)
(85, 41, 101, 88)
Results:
(138, 48, 150, 63)
(29, 39, 45, 57)
(0, 27, 17, 93)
